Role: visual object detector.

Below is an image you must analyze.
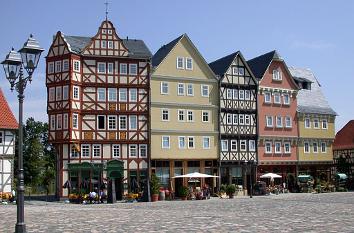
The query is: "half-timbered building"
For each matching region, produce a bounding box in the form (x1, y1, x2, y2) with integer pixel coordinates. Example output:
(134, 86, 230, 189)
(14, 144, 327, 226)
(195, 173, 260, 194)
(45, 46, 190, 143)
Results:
(0, 88, 18, 195)
(209, 51, 258, 192)
(46, 20, 151, 198)
(248, 51, 299, 191)
(151, 34, 219, 195)
(289, 67, 336, 182)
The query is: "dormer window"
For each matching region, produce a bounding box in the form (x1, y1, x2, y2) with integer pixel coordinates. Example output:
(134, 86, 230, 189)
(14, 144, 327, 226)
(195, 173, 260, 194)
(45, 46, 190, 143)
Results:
(177, 57, 184, 69)
(272, 69, 282, 81)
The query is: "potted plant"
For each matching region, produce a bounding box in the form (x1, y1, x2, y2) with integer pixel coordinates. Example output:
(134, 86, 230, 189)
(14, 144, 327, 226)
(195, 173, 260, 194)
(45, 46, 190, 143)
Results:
(179, 186, 189, 200)
(150, 173, 160, 202)
(226, 184, 236, 199)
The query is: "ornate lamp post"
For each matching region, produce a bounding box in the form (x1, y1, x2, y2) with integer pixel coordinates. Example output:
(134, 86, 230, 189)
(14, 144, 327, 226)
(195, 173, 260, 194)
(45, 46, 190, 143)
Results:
(1, 34, 44, 233)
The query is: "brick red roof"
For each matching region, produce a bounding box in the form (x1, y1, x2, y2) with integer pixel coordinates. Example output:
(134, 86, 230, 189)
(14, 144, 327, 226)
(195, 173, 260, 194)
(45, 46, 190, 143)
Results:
(0, 88, 18, 129)
(333, 120, 354, 150)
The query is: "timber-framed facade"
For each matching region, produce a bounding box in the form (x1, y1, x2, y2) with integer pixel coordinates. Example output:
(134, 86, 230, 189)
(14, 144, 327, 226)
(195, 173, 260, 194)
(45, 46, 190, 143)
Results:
(46, 20, 151, 199)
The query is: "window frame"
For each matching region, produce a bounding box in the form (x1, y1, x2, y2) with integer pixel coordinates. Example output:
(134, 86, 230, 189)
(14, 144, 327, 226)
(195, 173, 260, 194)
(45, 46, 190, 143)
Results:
(108, 88, 117, 102)
(274, 92, 281, 104)
(275, 141, 282, 154)
(201, 85, 209, 97)
(284, 142, 291, 154)
(265, 141, 272, 154)
(178, 109, 185, 122)
(72, 114, 79, 129)
(92, 144, 101, 157)
(188, 136, 195, 149)
(161, 109, 170, 122)
(305, 118, 311, 128)
(321, 142, 327, 153)
(202, 111, 210, 123)
(276, 116, 283, 128)
(266, 116, 273, 127)
(178, 136, 186, 149)
(112, 145, 120, 158)
(97, 88, 106, 101)
(202, 136, 210, 149)
(304, 141, 310, 153)
(264, 92, 271, 103)
(186, 57, 193, 70)
(97, 62, 106, 74)
(162, 136, 170, 149)
(160, 82, 169, 95)
(129, 88, 137, 102)
(108, 115, 117, 130)
(129, 64, 138, 75)
(73, 86, 80, 100)
(119, 115, 127, 130)
(231, 140, 237, 151)
(322, 119, 328, 129)
(129, 144, 138, 157)
(139, 144, 147, 157)
(221, 140, 228, 152)
(73, 60, 80, 72)
(177, 83, 185, 96)
(187, 84, 194, 96)
(97, 115, 106, 130)
(283, 93, 290, 105)
(120, 63, 127, 75)
(285, 116, 292, 128)
(119, 88, 127, 102)
(240, 140, 247, 151)
(129, 115, 137, 130)
(81, 144, 90, 157)
(176, 57, 184, 69)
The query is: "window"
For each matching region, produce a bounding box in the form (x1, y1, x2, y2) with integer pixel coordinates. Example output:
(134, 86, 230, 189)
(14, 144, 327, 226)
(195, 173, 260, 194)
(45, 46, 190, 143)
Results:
(178, 110, 185, 122)
(231, 140, 237, 151)
(93, 145, 101, 157)
(239, 90, 244, 100)
(239, 114, 244, 125)
(284, 142, 291, 154)
(322, 119, 328, 129)
(108, 41, 113, 49)
(187, 110, 194, 122)
(305, 118, 311, 128)
(249, 140, 256, 152)
(221, 140, 228, 151)
(140, 145, 147, 157)
(240, 140, 247, 151)
(120, 63, 127, 74)
(274, 93, 281, 104)
(188, 137, 195, 149)
(63, 114, 68, 129)
(187, 84, 194, 96)
(186, 58, 193, 70)
(162, 136, 170, 149)
(129, 64, 137, 75)
(321, 142, 327, 153)
(273, 69, 282, 80)
(304, 142, 310, 153)
(178, 136, 186, 149)
(203, 137, 210, 149)
(266, 116, 273, 127)
(73, 86, 79, 100)
(285, 116, 292, 128)
(50, 115, 55, 130)
(264, 92, 271, 103)
(98, 62, 106, 73)
(227, 114, 232, 125)
(97, 115, 106, 130)
(112, 145, 120, 158)
(245, 90, 250, 100)
(73, 61, 80, 72)
(57, 115, 62, 130)
(283, 93, 290, 105)
(227, 89, 232, 99)
(177, 57, 184, 69)
(177, 83, 185, 96)
(202, 111, 210, 122)
(49, 88, 55, 102)
(63, 86, 69, 100)
(313, 118, 320, 129)
(48, 62, 54, 74)
(108, 116, 117, 130)
(56, 86, 62, 101)
(101, 41, 107, 48)
(81, 145, 90, 157)
(276, 116, 283, 128)
(161, 82, 169, 95)
(129, 115, 137, 130)
(201, 85, 209, 97)
(233, 89, 238, 100)
(72, 114, 78, 129)
(108, 88, 117, 101)
(129, 89, 137, 102)
(119, 88, 127, 102)
(313, 142, 318, 153)
(233, 114, 238, 125)
(55, 61, 61, 73)
(108, 29, 112, 34)
(129, 145, 137, 157)
(108, 63, 114, 74)
(71, 146, 79, 158)
(98, 88, 106, 101)
(275, 142, 282, 154)
(119, 116, 127, 130)
(63, 60, 69, 72)
(162, 109, 169, 121)
(245, 115, 250, 125)
(265, 142, 272, 153)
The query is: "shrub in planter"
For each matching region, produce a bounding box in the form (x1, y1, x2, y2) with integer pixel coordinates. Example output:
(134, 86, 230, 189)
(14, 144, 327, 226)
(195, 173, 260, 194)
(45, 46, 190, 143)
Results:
(226, 184, 236, 198)
(178, 186, 189, 200)
(150, 173, 160, 202)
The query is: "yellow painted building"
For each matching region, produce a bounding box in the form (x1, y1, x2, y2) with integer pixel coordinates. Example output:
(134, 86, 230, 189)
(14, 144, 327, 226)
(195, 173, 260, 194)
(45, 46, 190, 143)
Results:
(150, 34, 218, 193)
(289, 67, 336, 179)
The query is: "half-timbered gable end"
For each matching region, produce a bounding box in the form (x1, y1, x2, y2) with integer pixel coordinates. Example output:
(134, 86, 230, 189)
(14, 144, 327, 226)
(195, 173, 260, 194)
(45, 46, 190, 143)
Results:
(46, 20, 152, 198)
(0, 88, 18, 194)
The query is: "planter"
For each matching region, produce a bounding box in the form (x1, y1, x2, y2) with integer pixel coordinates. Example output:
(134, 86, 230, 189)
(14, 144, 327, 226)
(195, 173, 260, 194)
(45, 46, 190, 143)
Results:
(228, 194, 234, 199)
(181, 196, 187, 201)
(152, 194, 159, 202)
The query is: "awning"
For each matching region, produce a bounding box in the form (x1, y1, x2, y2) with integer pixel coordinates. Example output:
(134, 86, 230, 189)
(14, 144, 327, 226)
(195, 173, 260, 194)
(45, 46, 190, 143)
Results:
(68, 162, 103, 171)
(106, 160, 124, 179)
(336, 173, 348, 179)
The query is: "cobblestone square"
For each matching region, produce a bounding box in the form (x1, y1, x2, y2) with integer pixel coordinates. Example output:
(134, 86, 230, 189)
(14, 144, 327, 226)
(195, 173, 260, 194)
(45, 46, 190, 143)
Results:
(0, 192, 353, 233)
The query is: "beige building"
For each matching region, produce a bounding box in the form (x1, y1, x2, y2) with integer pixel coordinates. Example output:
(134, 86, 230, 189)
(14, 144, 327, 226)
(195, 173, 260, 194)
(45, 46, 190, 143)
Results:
(150, 34, 218, 194)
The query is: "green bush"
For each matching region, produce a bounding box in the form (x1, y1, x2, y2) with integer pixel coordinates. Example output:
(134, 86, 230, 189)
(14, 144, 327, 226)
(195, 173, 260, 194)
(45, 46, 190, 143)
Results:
(220, 184, 227, 193)
(226, 184, 236, 195)
(150, 173, 160, 195)
(178, 186, 189, 197)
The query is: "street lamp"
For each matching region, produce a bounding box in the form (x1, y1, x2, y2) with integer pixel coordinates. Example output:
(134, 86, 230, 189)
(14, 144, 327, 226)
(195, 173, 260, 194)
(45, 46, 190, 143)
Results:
(1, 34, 44, 233)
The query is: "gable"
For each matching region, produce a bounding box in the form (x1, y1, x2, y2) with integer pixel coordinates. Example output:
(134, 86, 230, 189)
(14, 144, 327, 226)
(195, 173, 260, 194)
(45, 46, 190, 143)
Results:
(153, 36, 215, 80)
(47, 32, 71, 58)
(82, 20, 129, 57)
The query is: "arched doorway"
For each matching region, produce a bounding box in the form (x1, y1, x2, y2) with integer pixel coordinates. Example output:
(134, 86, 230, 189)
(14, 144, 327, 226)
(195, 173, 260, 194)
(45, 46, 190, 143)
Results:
(106, 160, 124, 201)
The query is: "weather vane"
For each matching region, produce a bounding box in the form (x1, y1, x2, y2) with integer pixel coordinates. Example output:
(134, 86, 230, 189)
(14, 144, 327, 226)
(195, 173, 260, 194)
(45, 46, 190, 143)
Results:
(105, 1, 109, 20)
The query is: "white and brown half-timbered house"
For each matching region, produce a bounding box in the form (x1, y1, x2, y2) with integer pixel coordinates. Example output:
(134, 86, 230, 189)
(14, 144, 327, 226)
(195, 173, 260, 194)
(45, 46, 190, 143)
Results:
(209, 51, 258, 193)
(46, 20, 151, 199)
(0, 88, 18, 196)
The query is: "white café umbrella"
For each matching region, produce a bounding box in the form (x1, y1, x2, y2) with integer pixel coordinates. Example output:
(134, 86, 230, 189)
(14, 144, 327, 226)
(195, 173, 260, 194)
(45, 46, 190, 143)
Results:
(172, 172, 219, 178)
(260, 173, 282, 179)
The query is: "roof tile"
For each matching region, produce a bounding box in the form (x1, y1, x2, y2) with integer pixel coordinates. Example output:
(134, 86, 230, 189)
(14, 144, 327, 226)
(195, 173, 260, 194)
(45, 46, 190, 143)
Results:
(0, 88, 18, 129)
(333, 120, 354, 150)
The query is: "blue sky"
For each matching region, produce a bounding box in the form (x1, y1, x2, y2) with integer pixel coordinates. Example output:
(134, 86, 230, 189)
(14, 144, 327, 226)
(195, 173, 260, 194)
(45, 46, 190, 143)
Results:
(0, 0, 353, 132)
